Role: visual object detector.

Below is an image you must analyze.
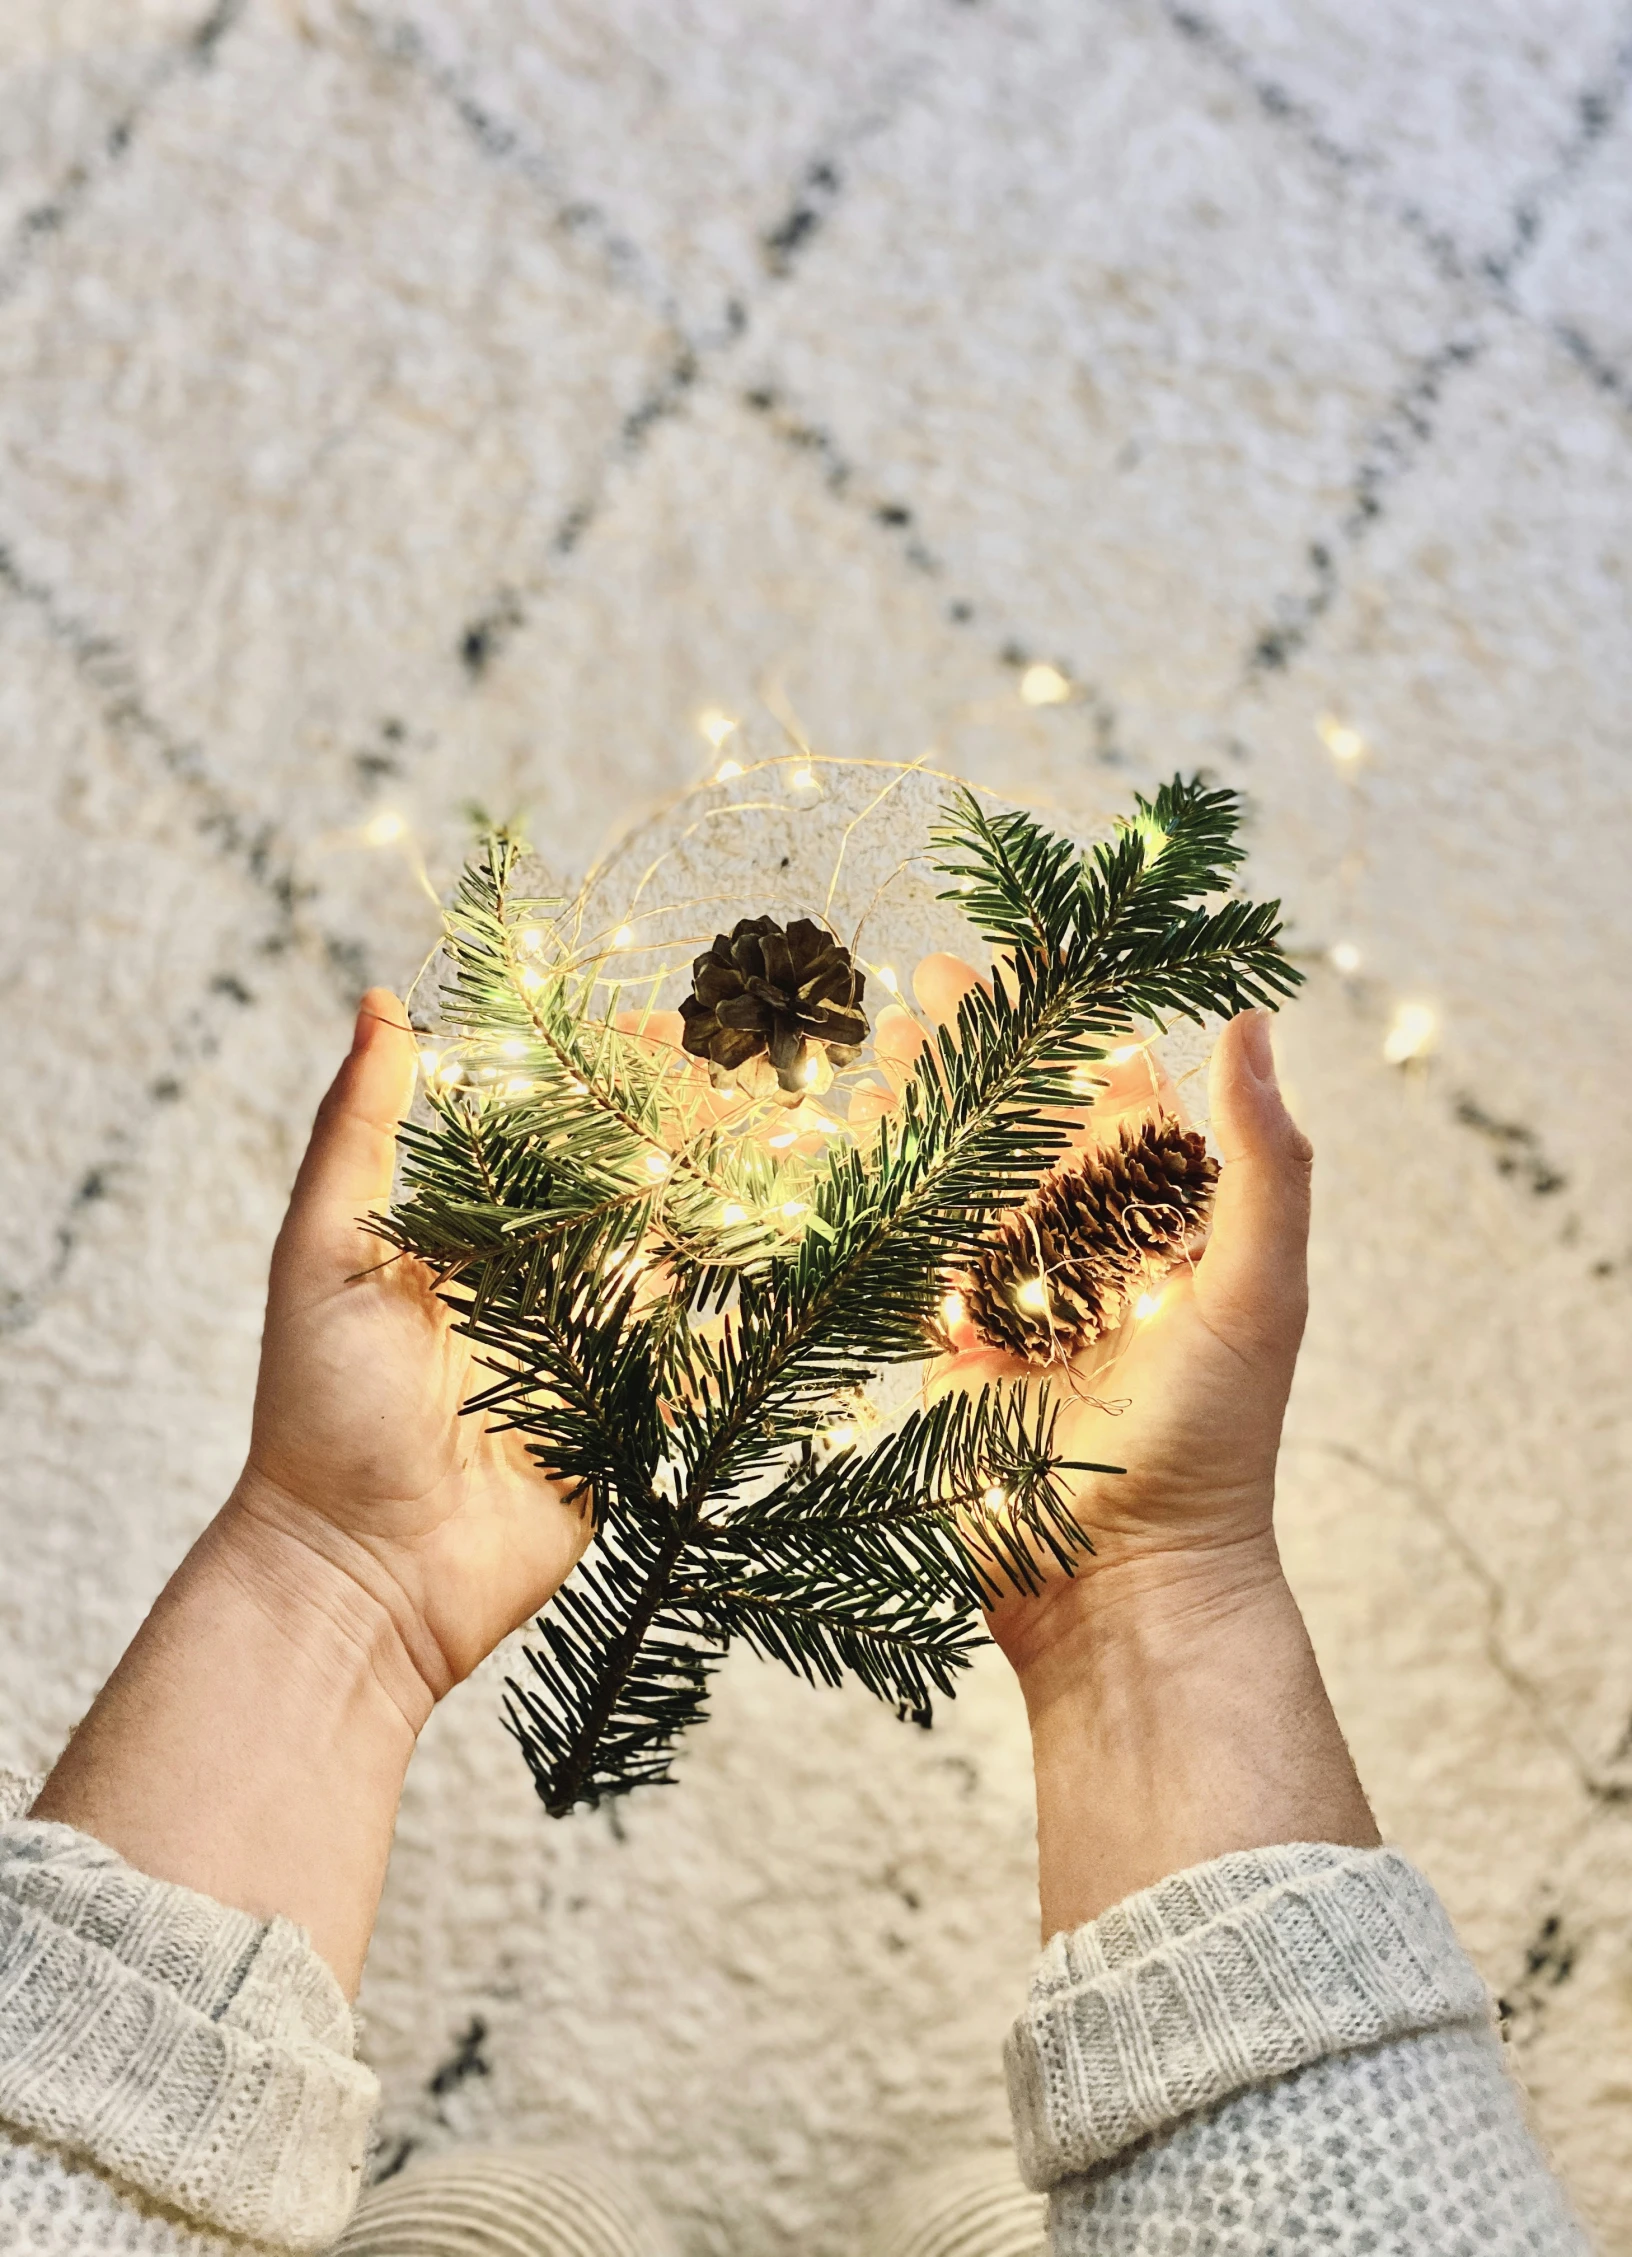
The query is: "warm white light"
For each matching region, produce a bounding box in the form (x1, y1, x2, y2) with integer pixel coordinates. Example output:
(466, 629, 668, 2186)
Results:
(981, 1485, 1008, 1510)
(1020, 663, 1071, 707)
(790, 766, 816, 790)
(715, 759, 744, 781)
(768, 1130, 797, 1149)
(716, 1084, 738, 1099)
(1318, 714, 1366, 765)
(1015, 1276, 1050, 1313)
(418, 1046, 441, 1074)
(721, 1201, 747, 1225)
(1330, 940, 1362, 975)
(1134, 1290, 1165, 1321)
(521, 966, 544, 990)
(499, 1037, 528, 1058)
(698, 707, 738, 749)
(1071, 1062, 1104, 1095)
(645, 1152, 670, 1177)
(876, 963, 900, 992)
(823, 1424, 858, 1450)
(1382, 1002, 1437, 1065)
(363, 810, 406, 846)
(435, 1057, 464, 1084)
(941, 1290, 966, 1327)
(782, 1199, 807, 1217)
(802, 1055, 820, 1085)
(519, 926, 547, 952)
(1109, 1043, 1141, 1065)
(503, 1076, 534, 1096)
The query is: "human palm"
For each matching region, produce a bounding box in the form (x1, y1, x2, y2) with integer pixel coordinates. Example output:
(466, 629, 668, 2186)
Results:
(231, 990, 589, 1700)
(879, 957, 1312, 1673)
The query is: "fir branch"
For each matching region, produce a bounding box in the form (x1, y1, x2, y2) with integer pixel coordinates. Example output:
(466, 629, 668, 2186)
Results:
(393, 774, 1301, 1814)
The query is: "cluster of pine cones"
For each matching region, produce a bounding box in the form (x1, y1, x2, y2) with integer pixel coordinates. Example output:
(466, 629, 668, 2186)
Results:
(963, 1116, 1217, 1362)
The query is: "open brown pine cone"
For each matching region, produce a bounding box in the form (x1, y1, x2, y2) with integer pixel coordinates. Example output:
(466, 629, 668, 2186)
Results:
(965, 1115, 1217, 1362)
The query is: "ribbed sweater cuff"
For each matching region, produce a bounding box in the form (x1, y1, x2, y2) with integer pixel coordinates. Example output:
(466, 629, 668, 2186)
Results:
(0, 1815, 377, 2251)
(1005, 1841, 1492, 2191)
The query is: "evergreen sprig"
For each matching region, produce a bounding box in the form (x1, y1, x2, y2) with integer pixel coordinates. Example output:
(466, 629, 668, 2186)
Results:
(380, 778, 1301, 1815)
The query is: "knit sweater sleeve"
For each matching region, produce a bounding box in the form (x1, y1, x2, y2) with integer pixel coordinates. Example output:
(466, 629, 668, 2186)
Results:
(0, 1770, 377, 2255)
(1005, 1841, 1590, 2254)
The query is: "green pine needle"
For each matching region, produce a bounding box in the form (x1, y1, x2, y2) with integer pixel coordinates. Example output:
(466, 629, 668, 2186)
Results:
(381, 777, 1301, 1815)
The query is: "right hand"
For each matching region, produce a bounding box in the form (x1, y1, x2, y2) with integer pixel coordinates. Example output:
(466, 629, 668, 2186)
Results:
(875, 958, 1315, 1685)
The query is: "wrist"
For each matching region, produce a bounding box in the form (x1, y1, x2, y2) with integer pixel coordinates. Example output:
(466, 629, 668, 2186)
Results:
(32, 1501, 424, 1989)
(991, 1527, 1288, 1706)
(1001, 1539, 1379, 1938)
(218, 1472, 446, 1733)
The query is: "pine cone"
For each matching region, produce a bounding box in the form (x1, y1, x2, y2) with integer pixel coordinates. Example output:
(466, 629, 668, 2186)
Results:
(679, 916, 868, 1094)
(965, 1116, 1217, 1362)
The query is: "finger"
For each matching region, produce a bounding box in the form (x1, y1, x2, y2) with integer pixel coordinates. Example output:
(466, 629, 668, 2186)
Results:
(280, 990, 419, 1277)
(1078, 1039, 1184, 1148)
(848, 1083, 899, 1131)
(1194, 1011, 1312, 1353)
(875, 1002, 927, 1080)
(913, 952, 986, 1027)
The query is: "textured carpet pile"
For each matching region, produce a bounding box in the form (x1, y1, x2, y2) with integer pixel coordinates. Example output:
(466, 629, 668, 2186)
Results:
(1, 3, 1630, 2250)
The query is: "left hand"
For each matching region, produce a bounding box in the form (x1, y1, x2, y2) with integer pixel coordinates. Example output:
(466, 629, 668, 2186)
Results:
(228, 990, 591, 1712)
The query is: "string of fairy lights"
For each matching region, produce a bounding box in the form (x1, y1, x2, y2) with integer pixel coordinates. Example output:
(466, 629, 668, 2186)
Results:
(1314, 711, 1437, 1066)
(344, 687, 1434, 1407)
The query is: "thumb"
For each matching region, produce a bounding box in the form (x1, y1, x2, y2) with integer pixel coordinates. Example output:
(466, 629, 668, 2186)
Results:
(277, 990, 419, 1283)
(1195, 1011, 1313, 1354)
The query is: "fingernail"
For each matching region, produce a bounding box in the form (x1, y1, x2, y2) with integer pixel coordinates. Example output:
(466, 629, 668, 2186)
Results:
(1241, 1010, 1275, 1082)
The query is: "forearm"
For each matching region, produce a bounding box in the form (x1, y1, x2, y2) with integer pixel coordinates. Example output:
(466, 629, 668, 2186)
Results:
(1010, 1536, 1378, 1937)
(30, 1498, 428, 1992)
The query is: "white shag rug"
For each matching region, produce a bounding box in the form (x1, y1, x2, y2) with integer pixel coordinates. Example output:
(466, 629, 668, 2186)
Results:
(2, 1, 1631, 2248)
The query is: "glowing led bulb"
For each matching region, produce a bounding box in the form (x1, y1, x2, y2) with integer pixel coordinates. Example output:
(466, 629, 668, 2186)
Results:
(802, 1055, 820, 1085)
(612, 924, 635, 949)
(782, 1199, 807, 1218)
(418, 1047, 441, 1075)
(768, 1129, 797, 1149)
(1108, 1043, 1141, 1065)
(519, 926, 547, 952)
(981, 1485, 1008, 1510)
(721, 1201, 747, 1225)
(940, 1290, 966, 1327)
(789, 766, 816, 790)
(499, 1037, 528, 1058)
(436, 1058, 464, 1084)
(1318, 714, 1366, 766)
(1015, 1276, 1050, 1313)
(363, 810, 406, 846)
(1020, 663, 1071, 707)
(1329, 940, 1362, 975)
(645, 1152, 670, 1178)
(1382, 1002, 1436, 1065)
(521, 966, 544, 990)
(823, 1424, 858, 1450)
(1134, 1290, 1165, 1321)
(697, 706, 738, 749)
(715, 759, 744, 781)
(875, 964, 900, 993)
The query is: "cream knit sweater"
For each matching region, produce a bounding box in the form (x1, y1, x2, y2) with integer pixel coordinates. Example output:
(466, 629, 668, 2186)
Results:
(0, 1771, 1589, 2254)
